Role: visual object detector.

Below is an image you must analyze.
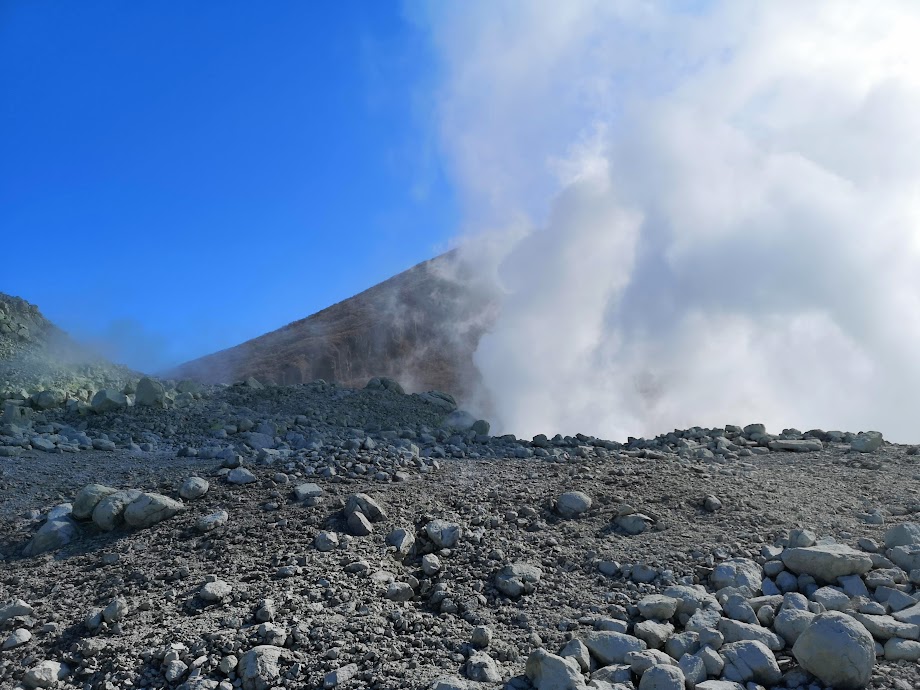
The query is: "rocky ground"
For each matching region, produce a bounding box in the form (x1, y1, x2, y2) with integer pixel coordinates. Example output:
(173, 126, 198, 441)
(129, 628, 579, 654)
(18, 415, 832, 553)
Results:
(1, 370, 920, 690)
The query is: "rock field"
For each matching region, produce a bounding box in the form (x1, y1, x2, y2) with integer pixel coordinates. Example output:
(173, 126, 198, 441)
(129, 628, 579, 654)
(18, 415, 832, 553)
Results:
(2, 368, 920, 690)
(3, 293, 920, 690)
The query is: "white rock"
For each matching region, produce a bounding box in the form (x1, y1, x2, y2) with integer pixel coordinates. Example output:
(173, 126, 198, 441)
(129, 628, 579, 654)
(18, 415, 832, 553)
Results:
(0, 599, 33, 623)
(293, 483, 323, 501)
(884, 638, 920, 661)
(345, 493, 387, 521)
(227, 468, 257, 484)
(792, 612, 874, 690)
(23, 660, 70, 688)
(324, 662, 358, 687)
(466, 652, 501, 682)
(92, 489, 143, 531)
(200, 580, 233, 602)
(638, 595, 679, 620)
(23, 516, 77, 556)
(314, 531, 339, 551)
(196, 510, 229, 533)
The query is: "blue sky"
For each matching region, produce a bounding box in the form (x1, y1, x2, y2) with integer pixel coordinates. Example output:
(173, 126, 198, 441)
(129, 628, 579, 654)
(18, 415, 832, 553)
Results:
(0, 1, 456, 371)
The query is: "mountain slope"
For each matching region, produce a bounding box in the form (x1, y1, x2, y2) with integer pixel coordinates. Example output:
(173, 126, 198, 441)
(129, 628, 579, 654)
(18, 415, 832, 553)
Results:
(170, 252, 497, 399)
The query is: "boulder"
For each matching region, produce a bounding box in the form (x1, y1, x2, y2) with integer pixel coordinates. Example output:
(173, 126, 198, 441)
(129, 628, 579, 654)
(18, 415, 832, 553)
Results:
(23, 515, 77, 556)
(135, 377, 167, 407)
(179, 477, 209, 500)
(123, 492, 184, 529)
(556, 491, 592, 518)
(22, 660, 70, 689)
(851, 431, 883, 453)
(720, 641, 781, 686)
(425, 519, 461, 548)
(238, 645, 284, 690)
(582, 631, 647, 665)
(72, 484, 118, 520)
(638, 665, 685, 690)
(781, 544, 873, 582)
(91, 389, 128, 413)
(92, 489, 143, 531)
(792, 612, 874, 689)
(525, 648, 587, 690)
(711, 558, 762, 592)
(31, 390, 65, 410)
(365, 377, 405, 394)
(345, 493, 387, 522)
(884, 522, 920, 549)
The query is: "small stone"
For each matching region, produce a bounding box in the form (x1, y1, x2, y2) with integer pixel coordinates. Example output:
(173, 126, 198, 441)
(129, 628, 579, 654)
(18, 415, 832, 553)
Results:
(703, 495, 722, 512)
(422, 554, 442, 575)
(196, 510, 229, 533)
(102, 597, 128, 623)
(466, 652, 501, 682)
(494, 563, 542, 598)
(470, 626, 492, 648)
(385, 582, 414, 602)
(324, 662, 358, 688)
(293, 483, 323, 501)
(425, 519, 461, 548)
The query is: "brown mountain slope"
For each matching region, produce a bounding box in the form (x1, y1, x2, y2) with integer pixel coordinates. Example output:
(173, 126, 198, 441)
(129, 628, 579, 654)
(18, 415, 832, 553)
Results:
(170, 252, 498, 400)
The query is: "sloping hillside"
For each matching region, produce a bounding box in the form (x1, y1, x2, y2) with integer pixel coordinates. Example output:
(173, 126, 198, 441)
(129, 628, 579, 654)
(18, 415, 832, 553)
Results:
(170, 252, 497, 399)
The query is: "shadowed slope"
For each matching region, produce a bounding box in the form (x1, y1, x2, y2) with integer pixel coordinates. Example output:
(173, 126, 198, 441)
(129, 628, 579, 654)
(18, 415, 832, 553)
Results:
(170, 252, 497, 399)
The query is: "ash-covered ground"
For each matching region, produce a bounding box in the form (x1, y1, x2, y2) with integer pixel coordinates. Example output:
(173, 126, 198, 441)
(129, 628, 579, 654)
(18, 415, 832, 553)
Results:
(2, 373, 920, 690)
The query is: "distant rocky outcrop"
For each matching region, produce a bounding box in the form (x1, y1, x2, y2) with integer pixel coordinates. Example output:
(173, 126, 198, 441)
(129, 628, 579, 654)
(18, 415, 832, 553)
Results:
(170, 251, 498, 401)
(0, 293, 137, 404)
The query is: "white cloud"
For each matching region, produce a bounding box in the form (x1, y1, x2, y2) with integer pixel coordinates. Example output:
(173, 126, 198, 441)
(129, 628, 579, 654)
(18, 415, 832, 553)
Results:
(417, 0, 920, 441)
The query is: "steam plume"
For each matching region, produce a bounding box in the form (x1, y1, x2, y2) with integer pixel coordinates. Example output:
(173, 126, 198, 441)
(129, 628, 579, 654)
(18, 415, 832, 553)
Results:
(417, 1, 920, 441)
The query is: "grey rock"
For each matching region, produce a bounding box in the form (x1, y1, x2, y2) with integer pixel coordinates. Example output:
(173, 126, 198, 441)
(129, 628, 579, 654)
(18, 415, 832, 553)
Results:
(717, 618, 783, 650)
(0, 599, 33, 623)
(851, 431, 883, 452)
(135, 377, 167, 407)
(2, 627, 31, 649)
(293, 483, 323, 501)
(466, 652, 501, 682)
(124, 492, 184, 529)
(345, 492, 387, 521)
(314, 531, 339, 551)
(179, 477, 209, 500)
(495, 563, 542, 598)
(556, 491, 592, 518)
(884, 522, 920, 549)
(425, 519, 461, 548)
(719, 641, 781, 686)
(781, 544, 873, 582)
(347, 510, 373, 536)
(200, 580, 233, 603)
(638, 594, 679, 620)
(324, 662, 359, 687)
(638, 665, 684, 690)
(525, 647, 587, 690)
(583, 631, 647, 665)
(768, 439, 823, 452)
(385, 582, 414, 602)
(238, 645, 284, 690)
(91, 389, 128, 413)
(72, 484, 118, 520)
(792, 612, 874, 689)
(614, 513, 653, 535)
(196, 510, 229, 533)
(22, 660, 70, 688)
(711, 558, 762, 592)
(23, 516, 77, 556)
(227, 468, 257, 484)
(884, 638, 920, 661)
(92, 489, 143, 531)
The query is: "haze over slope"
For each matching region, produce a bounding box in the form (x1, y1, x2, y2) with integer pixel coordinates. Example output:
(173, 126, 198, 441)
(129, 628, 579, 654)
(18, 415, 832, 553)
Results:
(171, 252, 496, 400)
(417, 0, 920, 443)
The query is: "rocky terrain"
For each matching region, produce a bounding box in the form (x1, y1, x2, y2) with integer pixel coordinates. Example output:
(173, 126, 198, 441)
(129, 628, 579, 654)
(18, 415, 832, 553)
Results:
(3, 293, 920, 690)
(169, 252, 497, 401)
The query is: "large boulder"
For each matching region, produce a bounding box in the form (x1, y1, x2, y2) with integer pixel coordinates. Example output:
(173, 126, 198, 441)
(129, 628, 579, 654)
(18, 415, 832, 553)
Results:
(72, 484, 118, 520)
(792, 612, 874, 689)
(525, 648, 587, 690)
(365, 377, 405, 394)
(711, 558, 762, 593)
(91, 389, 128, 413)
(884, 522, 920, 549)
(23, 515, 77, 557)
(719, 641, 781, 686)
(135, 377, 167, 407)
(851, 431, 883, 453)
(238, 645, 285, 690)
(582, 631, 646, 665)
(556, 491, 592, 518)
(123, 493, 184, 529)
(92, 489, 143, 531)
(30, 390, 65, 410)
(781, 544, 873, 582)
